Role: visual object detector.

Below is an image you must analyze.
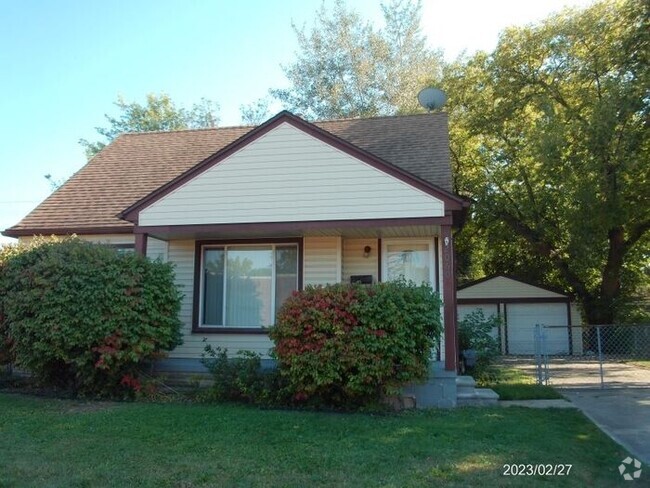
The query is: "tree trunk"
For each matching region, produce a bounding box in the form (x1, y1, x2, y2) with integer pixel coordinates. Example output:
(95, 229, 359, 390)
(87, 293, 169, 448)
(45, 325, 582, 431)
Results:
(581, 295, 616, 325)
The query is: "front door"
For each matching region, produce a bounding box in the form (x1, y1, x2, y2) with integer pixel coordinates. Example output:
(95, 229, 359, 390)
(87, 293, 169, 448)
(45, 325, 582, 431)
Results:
(382, 240, 435, 285)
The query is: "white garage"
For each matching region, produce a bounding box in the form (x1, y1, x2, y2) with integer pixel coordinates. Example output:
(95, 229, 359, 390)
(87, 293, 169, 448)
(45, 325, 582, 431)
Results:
(457, 275, 582, 355)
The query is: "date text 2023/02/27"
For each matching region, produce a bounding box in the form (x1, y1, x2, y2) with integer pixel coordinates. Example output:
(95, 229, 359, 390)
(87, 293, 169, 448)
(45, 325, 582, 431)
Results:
(503, 464, 573, 476)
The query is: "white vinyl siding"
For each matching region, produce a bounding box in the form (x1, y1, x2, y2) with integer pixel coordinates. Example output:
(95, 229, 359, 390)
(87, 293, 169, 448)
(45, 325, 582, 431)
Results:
(139, 122, 445, 226)
(78, 234, 135, 245)
(19, 234, 136, 252)
(458, 276, 565, 300)
(146, 237, 168, 261)
(570, 302, 583, 354)
(17, 234, 169, 260)
(303, 237, 341, 286)
(342, 238, 378, 284)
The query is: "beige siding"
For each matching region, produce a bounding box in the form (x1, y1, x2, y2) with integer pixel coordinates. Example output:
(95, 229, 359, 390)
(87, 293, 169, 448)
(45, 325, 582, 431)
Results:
(570, 302, 584, 354)
(19, 234, 135, 245)
(139, 122, 445, 226)
(146, 237, 168, 261)
(78, 234, 135, 245)
(166, 240, 274, 359)
(21, 234, 170, 262)
(458, 276, 566, 300)
(342, 238, 379, 284)
(304, 236, 341, 286)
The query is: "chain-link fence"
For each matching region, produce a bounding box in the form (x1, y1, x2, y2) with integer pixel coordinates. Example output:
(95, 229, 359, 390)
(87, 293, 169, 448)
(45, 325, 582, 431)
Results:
(534, 324, 650, 388)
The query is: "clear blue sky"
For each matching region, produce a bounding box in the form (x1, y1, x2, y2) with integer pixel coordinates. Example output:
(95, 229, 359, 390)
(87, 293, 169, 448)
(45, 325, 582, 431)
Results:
(0, 0, 593, 243)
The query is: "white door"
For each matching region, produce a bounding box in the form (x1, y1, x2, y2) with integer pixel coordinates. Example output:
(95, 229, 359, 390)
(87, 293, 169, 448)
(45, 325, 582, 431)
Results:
(506, 303, 569, 355)
(382, 240, 435, 285)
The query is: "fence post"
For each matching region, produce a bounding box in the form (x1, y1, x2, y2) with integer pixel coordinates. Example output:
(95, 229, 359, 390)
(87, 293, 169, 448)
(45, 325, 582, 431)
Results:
(596, 326, 604, 389)
(534, 324, 542, 385)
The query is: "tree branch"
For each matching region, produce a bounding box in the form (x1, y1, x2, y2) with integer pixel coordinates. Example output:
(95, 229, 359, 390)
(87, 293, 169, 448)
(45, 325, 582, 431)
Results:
(498, 209, 591, 300)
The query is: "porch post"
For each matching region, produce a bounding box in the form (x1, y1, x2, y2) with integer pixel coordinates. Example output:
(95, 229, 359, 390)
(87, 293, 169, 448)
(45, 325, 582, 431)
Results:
(441, 224, 458, 372)
(135, 232, 148, 257)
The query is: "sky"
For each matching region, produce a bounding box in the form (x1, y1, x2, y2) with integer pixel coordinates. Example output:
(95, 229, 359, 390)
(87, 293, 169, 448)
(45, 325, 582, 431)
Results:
(0, 0, 595, 244)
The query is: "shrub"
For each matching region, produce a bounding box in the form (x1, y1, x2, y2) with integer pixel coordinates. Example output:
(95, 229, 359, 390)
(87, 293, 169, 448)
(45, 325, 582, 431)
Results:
(0, 244, 21, 368)
(458, 309, 501, 372)
(200, 345, 286, 405)
(0, 236, 183, 397)
(269, 281, 442, 407)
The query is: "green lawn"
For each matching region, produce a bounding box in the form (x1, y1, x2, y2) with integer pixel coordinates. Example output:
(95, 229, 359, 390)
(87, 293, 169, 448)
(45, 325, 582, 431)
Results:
(475, 363, 563, 401)
(0, 393, 629, 487)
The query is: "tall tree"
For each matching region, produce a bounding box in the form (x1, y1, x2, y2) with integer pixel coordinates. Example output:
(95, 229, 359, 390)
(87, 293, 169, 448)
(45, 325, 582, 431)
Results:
(79, 93, 220, 159)
(445, 0, 649, 324)
(272, 0, 441, 119)
(240, 97, 272, 125)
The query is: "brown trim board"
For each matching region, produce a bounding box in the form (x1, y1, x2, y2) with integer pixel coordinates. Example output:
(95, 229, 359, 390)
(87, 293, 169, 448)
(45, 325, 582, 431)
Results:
(441, 224, 457, 371)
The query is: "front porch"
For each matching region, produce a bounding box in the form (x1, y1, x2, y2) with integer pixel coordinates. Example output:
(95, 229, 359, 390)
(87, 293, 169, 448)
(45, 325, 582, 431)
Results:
(135, 217, 459, 375)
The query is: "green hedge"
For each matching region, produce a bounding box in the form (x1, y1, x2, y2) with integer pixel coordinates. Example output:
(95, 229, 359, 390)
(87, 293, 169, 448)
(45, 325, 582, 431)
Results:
(269, 281, 442, 407)
(0, 237, 183, 397)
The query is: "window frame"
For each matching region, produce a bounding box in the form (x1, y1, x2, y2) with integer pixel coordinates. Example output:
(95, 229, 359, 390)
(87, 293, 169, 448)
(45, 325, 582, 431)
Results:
(192, 238, 303, 334)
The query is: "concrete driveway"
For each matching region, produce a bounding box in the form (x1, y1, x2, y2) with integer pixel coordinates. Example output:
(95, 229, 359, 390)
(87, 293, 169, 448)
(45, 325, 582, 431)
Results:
(561, 388, 650, 466)
(546, 359, 650, 388)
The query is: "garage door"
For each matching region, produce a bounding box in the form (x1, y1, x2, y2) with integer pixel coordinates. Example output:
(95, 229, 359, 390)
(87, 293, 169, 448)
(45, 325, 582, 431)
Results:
(506, 303, 569, 355)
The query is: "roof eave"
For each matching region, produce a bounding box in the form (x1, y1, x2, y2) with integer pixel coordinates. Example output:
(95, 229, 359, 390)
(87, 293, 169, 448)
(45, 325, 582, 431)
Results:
(2, 225, 134, 238)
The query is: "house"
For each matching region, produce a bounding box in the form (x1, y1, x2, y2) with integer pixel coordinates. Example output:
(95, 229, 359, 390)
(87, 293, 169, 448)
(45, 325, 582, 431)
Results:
(457, 275, 583, 355)
(4, 111, 468, 401)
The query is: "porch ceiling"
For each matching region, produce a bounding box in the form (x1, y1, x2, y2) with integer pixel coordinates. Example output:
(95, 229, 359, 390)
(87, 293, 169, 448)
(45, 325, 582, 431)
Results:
(143, 223, 441, 242)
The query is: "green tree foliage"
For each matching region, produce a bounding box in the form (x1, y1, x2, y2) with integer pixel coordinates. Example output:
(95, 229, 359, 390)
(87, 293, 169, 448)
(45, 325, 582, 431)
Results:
(0, 237, 183, 397)
(272, 0, 441, 119)
(458, 310, 501, 369)
(445, 0, 649, 324)
(240, 97, 272, 125)
(79, 93, 220, 159)
(270, 281, 441, 407)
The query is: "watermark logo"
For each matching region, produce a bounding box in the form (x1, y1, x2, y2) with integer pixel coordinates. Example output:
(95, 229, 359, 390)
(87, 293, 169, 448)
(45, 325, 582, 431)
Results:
(619, 457, 642, 481)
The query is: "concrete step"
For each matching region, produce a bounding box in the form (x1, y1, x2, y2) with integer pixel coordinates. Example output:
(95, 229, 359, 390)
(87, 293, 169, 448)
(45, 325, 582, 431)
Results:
(456, 376, 476, 387)
(456, 375, 477, 395)
(456, 377, 478, 398)
(457, 388, 500, 407)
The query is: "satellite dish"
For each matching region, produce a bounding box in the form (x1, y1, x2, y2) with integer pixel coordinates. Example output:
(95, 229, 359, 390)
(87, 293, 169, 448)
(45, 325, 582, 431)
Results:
(417, 87, 447, 112)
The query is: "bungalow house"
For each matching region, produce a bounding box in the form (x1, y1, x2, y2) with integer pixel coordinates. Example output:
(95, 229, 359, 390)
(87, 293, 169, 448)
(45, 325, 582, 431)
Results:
(4, 111, 470, 405)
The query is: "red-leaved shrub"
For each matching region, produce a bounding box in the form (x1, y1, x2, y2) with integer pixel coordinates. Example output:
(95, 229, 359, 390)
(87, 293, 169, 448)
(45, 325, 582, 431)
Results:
(270, 281, 442, 407)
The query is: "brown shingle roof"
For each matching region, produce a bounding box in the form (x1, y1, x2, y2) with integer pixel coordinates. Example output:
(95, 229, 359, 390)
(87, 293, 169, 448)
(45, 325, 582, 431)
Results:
(4, 112, 453, 236)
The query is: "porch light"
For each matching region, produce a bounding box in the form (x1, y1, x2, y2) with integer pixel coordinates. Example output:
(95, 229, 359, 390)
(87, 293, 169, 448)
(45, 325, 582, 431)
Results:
(363, 245, 372, 258)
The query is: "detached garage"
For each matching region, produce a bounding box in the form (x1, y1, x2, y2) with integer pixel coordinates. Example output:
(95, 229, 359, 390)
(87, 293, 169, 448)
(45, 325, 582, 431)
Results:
(457, 275, 583, 355)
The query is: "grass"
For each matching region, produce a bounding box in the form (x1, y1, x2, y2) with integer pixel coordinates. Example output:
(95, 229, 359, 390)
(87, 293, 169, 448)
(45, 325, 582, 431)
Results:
(474, 363, 563, 401)
(0, 393, 630, 487)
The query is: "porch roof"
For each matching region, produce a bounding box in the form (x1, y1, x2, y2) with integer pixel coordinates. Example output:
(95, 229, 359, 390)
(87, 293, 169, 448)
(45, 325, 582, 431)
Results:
(138, 216, 450, 241)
